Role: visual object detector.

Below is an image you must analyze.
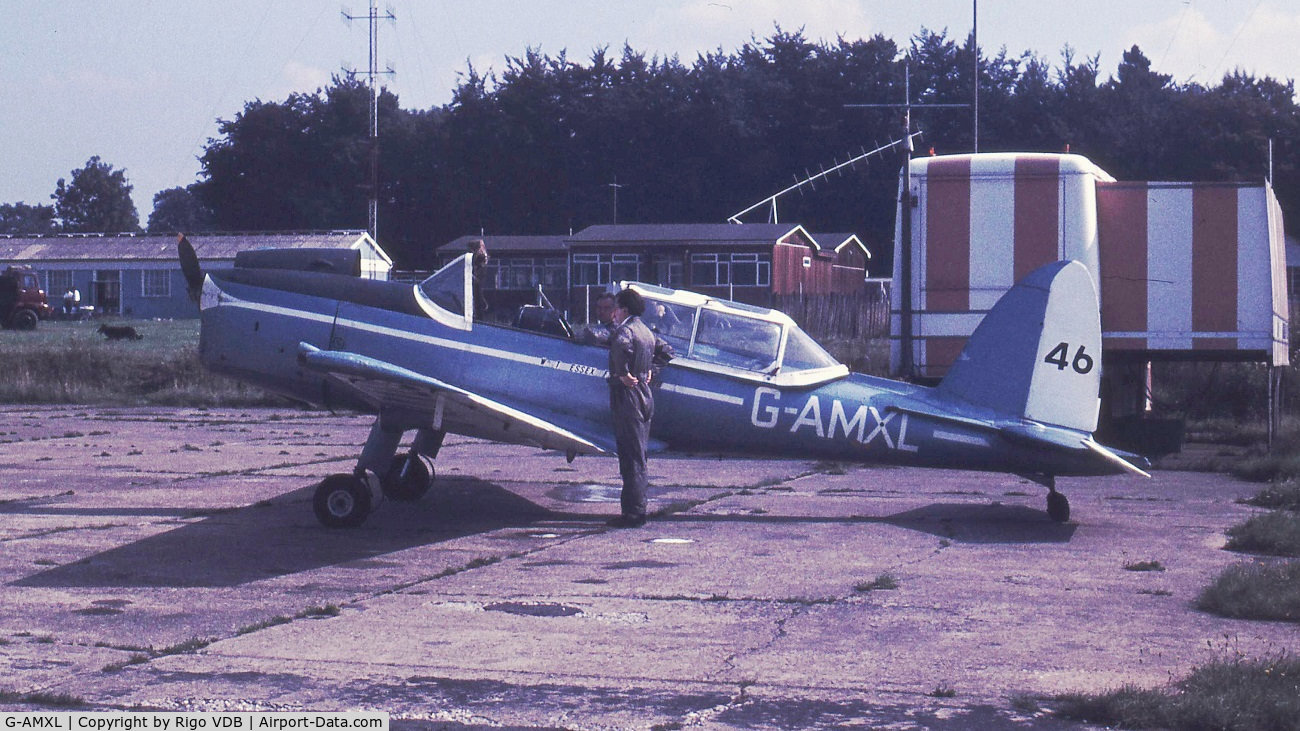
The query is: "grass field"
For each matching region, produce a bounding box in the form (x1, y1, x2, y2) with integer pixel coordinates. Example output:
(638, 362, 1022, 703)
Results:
(0, 319, 278, 406)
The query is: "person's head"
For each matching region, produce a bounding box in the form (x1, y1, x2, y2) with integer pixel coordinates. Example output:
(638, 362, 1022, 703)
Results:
(614, 288, 646, 320)
(593, 292, 616, 325)
(467, 238, 488, 264)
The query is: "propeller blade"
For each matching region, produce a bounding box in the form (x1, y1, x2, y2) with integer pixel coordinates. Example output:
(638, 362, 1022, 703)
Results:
(177, 234, 204, 303)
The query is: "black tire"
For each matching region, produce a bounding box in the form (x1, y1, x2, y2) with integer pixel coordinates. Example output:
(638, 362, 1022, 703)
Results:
(383, 454, 434, 502)
(313, 473, 372, 528)
(1047, 491, 1070, 523)
(8, 309, 37, 330)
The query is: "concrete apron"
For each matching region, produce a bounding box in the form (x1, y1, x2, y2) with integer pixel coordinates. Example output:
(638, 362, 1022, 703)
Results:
(0, 406, 1292, 729)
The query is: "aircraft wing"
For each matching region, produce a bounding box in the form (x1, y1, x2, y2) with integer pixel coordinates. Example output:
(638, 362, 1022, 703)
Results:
(297, 343, 614, 456)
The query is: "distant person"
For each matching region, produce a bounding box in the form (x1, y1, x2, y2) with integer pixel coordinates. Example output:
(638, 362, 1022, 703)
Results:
(468, 239, 489, 318)
(643, 300, 680, 336)
(605, 288, 658, 528)
(577, 292, 617, 346)
(63, 288, 76, 315)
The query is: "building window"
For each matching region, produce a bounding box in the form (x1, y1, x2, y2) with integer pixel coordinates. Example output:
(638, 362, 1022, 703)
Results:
(572, 254, 607, 286)
(141, 269, 171, 298)
(572, 253, 641, 285)
(486, 257, 569, 290)
(46, 270, 74, 297)
(691, 253, 770, 287)
(651, 255, 683, 287)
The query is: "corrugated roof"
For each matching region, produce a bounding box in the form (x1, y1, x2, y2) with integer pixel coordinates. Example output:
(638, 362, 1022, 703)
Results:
(0, 231, 374, 263)
(440, 234, 569, 253)
(569, 223, 809, 247)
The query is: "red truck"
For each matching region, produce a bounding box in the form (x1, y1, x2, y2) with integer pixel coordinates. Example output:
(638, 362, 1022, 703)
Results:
(0, 265, 52, 329)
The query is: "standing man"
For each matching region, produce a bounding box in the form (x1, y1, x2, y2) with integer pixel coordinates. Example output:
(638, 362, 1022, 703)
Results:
(606, 288, 657, 528)
(467, 239, 490, 318)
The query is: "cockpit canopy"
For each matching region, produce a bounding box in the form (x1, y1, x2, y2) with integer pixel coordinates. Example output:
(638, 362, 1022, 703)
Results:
(413, 258, 847, 385)
(625, 282, 847, 385)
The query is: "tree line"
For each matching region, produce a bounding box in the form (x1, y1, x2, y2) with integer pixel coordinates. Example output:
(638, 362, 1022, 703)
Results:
(3, 28, 1297, 269)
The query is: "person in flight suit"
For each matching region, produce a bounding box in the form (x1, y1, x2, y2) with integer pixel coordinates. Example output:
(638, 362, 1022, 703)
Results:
(606, 288, 659, 528)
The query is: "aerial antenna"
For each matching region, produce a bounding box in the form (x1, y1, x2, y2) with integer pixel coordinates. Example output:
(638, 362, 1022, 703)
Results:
(608, 176, 626, 225)
(845, 59, 969, 378)
(343, 1, 396, 241)
(726, 136, 918, 224)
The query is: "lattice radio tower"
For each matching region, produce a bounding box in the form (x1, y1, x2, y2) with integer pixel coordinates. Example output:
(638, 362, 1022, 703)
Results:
(343, 1, 395, 241)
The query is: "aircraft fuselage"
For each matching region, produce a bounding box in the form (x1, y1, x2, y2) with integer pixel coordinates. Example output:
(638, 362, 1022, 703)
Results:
(199, 270, 1116, 479)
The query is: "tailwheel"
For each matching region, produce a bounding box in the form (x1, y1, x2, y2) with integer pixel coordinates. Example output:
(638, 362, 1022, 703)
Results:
(1047, 489, 1071, 523)
(313, 473, 373, 528)
(383, 453, 434, 502)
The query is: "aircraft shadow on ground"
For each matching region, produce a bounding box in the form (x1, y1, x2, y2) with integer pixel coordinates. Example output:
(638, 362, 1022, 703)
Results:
(9, 479, 1074, 590)
(8, 476, 562, 590)
(652, 502, 1076, 544)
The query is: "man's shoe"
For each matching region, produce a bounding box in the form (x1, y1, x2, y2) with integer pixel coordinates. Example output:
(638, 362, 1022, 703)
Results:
(606, 514, 647, 528)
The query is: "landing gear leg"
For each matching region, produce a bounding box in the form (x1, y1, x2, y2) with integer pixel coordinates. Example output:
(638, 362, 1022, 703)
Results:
(382, 428, 443, 502)
(1045, 475, 1070, 523)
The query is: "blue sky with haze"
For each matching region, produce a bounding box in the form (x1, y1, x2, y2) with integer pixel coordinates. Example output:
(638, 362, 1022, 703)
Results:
(2, 1, 1295, 218)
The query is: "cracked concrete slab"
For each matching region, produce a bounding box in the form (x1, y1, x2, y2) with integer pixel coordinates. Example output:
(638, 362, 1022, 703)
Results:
(0, 405, 1293, 729)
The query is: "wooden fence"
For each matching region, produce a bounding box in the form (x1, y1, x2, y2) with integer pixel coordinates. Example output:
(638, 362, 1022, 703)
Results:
(771, 280, 891, 341)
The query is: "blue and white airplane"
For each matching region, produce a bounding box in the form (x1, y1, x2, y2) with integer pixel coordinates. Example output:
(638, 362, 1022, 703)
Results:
(178, 237, 1148, 528)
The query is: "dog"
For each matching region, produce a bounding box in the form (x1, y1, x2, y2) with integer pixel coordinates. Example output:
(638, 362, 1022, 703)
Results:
(97, 324, 143, 341)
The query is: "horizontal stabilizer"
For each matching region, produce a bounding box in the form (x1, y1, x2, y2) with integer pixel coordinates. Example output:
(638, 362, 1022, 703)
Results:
(1084, 438, 1152, 477)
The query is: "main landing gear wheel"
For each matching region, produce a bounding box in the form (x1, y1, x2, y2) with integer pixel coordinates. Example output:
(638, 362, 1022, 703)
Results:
(313, 473, 373, 528)
(1047, 490, 1071, 523)
(383, 453, 434, 502)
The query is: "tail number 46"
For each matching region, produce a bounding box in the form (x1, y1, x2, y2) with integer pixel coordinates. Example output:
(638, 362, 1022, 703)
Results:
(1043, 342, 1094, 374)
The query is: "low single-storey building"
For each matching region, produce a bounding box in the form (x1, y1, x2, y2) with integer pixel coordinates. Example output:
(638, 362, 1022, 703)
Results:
(432, 224, 877, 328)
(0, 231, 391, 319)
(565, 223, 873, 313)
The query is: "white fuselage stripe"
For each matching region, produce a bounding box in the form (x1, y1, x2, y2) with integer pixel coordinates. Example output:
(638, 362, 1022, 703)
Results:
(224, 298, 758, 406)
(661, 383, 745, 405)
(933, 429, 989, 446)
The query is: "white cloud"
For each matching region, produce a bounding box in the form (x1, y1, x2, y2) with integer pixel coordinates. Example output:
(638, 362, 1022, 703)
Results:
(1127, 2, 1300, 84)
(280, 60, 332, 95)
(649, 0, 875, 60)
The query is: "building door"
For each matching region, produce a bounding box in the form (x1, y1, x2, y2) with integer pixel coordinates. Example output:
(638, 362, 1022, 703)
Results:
(92, 270, 121, 315)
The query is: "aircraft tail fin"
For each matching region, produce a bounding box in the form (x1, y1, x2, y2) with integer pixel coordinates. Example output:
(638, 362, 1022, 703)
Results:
(937, 260, 1101, 433)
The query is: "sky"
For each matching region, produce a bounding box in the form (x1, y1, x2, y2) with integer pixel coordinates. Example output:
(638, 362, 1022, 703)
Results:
(2, 0, 1298, 221)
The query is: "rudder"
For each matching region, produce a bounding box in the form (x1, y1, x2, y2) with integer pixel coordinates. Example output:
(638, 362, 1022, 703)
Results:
(936, 260, 1101, 433)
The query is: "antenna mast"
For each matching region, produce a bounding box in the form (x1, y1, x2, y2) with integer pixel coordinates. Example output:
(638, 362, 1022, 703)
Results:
(344, 1, 395, 241)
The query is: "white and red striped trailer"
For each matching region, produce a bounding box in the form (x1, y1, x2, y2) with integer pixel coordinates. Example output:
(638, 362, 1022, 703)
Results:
(892, 153, 1289, 379)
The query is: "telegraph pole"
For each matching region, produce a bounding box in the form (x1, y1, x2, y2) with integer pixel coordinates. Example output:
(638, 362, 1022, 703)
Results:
(344, 1, 395, 241)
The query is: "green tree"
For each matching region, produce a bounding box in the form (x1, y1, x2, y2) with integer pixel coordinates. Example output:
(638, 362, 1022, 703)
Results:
(0, 202, 57, 234)
(51, 156, 140, 233)
(147, 186, 213, 233)
(191, 29, 1300, 262)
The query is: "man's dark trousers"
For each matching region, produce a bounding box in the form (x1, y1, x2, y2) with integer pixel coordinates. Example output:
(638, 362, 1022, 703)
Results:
(610, 383, 652, 519)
